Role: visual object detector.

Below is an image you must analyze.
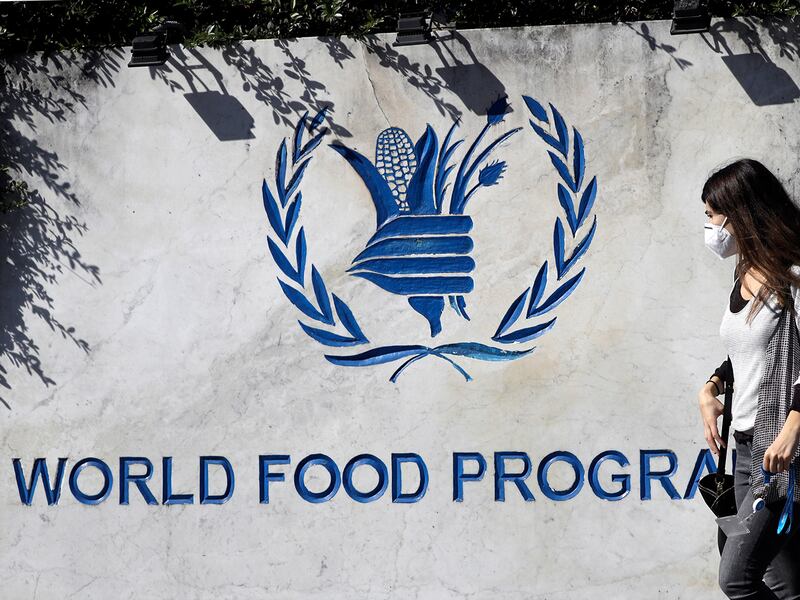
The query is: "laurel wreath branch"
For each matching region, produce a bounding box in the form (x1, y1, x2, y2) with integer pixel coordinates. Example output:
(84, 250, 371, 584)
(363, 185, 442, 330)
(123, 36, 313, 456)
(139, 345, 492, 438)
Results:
(262, 107, 371, 349)
(489, 96, 599, 346)
(261, 97, 598, 383)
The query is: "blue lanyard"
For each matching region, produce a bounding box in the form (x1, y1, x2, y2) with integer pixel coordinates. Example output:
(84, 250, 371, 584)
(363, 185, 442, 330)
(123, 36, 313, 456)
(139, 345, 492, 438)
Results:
(778, 465, 794, 535)
(760, 463, 795, 535)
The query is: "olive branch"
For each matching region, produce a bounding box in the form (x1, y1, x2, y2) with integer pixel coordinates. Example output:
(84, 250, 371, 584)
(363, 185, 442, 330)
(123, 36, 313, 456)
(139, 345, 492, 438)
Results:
(490, 96, 598, 345)
(262, 107, 369, 348)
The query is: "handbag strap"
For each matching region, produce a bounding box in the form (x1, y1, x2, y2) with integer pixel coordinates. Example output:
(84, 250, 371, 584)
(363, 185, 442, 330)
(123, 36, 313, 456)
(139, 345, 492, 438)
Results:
(716, 268, 739, 478)
(717, 355, 734, 480)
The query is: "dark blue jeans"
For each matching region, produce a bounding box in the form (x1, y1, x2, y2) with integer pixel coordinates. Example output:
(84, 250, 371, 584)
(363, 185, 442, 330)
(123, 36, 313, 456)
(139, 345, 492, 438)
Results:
(718, 433, 800, 599)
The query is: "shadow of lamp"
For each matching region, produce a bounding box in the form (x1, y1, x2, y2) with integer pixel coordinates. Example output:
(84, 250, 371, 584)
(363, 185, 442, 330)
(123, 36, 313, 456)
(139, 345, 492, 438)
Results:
(433, 32, 506, 117)
(182, 91, 255, 141)
(129, 30, 255, 141)
(721, 53, 800, 106)
(169, 47, 256, 141)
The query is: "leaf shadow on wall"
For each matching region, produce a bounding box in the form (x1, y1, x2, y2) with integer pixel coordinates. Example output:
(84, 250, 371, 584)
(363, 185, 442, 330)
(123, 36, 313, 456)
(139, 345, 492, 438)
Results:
(359, 31, 519, 123)
(625, 22, 694, 70)
(0, 51, 110, 409)
(361, 33, 463, 122)
(320, 35, 356, 69)
(143, 40, 353, 140)
(0, 38, 361, 407)
(221, 39, 353, 138)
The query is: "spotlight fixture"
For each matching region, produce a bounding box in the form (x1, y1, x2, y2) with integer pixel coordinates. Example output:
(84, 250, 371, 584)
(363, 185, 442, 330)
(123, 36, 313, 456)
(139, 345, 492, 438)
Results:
(395, 11, 431, 46)
(128, 20, 186, 67)
(394, 8, 456, 47)
(670, 0, 711, 35)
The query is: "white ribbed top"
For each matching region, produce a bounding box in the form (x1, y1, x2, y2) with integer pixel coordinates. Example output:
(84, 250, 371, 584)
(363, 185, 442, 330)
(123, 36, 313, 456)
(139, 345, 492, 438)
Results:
(719, 265, 800, 432)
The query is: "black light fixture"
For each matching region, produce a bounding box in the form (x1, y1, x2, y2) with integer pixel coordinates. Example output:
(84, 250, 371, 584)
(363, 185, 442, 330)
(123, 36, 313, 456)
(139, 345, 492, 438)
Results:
(394, 8, 456, 47)
(128, 20, 185, 67)
(670, 0, 711, 35)
(395, 11, 431, 46)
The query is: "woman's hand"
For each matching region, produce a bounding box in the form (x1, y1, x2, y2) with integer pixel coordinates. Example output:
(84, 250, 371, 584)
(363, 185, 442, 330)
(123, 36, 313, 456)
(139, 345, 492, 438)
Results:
(698, 384, 725, 456)
(763, 411, 800, 473)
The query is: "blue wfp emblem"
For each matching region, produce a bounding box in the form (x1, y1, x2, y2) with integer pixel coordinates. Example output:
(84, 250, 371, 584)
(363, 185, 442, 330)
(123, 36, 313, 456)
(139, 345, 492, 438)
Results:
(260, 96, 598, 382)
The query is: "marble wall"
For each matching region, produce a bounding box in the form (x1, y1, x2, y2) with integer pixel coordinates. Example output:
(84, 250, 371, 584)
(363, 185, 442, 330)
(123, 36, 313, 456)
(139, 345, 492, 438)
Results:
(2, 16, 800, 599)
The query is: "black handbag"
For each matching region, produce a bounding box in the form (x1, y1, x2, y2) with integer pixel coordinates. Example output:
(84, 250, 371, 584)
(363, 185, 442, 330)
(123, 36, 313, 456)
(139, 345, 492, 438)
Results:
(698, 355, 737, 518)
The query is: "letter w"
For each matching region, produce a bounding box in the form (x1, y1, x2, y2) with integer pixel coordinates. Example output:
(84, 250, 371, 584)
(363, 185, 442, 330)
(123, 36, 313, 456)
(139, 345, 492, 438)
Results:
(13, 458, 67, 505)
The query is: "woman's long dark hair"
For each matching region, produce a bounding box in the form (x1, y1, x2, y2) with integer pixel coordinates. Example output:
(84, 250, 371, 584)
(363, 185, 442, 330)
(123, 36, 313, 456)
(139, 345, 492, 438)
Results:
(702, 158, 800, 323)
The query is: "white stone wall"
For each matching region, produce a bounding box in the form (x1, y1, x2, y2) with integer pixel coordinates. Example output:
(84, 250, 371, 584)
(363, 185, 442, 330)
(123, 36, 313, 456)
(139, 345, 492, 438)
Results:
(1, 16, 799, 599)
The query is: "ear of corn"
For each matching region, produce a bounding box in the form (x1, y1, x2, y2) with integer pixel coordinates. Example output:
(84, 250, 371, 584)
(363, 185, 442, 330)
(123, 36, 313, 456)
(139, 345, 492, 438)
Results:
(331, 102, 516, 336)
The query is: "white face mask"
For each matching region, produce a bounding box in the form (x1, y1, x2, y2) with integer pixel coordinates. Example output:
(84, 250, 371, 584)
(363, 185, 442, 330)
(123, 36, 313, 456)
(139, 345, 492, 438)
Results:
(704, 216, 738, 259)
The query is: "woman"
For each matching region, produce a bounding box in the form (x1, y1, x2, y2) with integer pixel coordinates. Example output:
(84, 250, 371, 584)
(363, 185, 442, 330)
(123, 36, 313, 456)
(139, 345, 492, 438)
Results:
(698, 158, 800, 599)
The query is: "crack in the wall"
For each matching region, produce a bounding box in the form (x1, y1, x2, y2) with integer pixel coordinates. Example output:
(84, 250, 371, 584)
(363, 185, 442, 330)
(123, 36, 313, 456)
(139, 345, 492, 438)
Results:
(359, 41, 391, 128)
